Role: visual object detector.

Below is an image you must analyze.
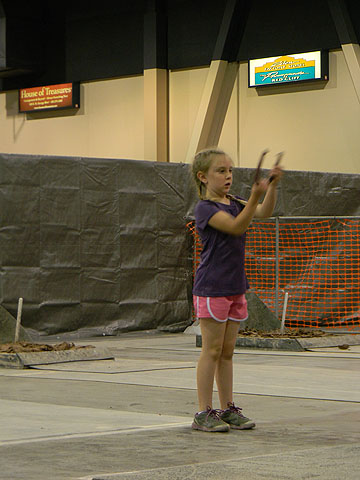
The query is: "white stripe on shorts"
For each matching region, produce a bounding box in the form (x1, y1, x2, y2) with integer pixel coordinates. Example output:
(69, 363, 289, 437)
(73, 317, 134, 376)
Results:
(206, 297, 227, 322)
(228, 315, 248, 322)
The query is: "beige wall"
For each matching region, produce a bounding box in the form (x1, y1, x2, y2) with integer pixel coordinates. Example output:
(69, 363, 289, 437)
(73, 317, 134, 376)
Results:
(0, 75, 144, 160)
(169, 67, 208, 163)
(236, 50, 360, 173)
(0, 49, 359, 173)
(169, 50, 360, 173)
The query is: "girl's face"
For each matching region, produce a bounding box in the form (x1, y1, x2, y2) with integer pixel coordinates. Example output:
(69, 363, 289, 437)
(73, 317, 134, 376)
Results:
(198, 154, 233, 199)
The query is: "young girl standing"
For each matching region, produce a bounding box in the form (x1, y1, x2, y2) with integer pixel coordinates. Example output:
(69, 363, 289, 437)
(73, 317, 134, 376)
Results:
(191, 148, 283, 432)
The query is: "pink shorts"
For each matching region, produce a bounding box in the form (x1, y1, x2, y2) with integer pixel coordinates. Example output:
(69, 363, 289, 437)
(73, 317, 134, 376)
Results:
(193, 294, 248, 323)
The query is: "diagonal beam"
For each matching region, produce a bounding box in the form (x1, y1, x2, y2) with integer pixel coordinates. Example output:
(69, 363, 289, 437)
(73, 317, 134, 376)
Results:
(328, 0, 360, 103)
(186, 0, 250, 162)
(186, 60, 239, 162)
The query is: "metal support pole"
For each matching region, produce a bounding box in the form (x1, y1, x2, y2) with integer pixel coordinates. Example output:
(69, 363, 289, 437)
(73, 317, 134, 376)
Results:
(14, 297, 23, 343)
(280, 292, 289, 333)
(275, 216, 280, 318)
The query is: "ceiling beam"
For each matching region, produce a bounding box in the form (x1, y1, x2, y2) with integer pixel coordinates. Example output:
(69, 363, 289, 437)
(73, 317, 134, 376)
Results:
(186, 0, 250, 162)
(328, 0, 360, 103)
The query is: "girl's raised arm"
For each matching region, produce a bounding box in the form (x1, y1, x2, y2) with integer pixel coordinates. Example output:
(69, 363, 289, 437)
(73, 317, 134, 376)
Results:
(208, 180, 268, 235)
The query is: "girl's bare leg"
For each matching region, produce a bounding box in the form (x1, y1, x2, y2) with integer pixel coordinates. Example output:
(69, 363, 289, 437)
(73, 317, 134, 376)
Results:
(215, 320, 240, 409)
(196, 318, 227, 411)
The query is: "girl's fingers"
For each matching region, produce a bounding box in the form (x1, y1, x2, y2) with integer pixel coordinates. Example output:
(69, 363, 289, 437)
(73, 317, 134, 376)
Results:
(252, 179, 268, 195)
(269, 166, 283, 182)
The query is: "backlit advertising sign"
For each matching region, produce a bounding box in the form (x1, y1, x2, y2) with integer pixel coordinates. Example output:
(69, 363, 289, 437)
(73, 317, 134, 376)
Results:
(249, 51, 328, 87)
(19, 83, 80, 113)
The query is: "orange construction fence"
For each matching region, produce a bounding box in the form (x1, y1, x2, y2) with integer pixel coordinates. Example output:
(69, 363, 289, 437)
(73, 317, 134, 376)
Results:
(187, 217, 360, 330)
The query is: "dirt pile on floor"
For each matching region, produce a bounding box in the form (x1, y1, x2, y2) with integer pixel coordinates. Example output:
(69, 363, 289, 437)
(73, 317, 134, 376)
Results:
(0, 342, 94, 353)
(239, 328, 331, 339)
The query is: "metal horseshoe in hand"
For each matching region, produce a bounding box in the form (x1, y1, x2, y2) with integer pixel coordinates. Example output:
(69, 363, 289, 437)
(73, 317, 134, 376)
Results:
(269, 151, 284, 183)
(253, 149, 269, 184)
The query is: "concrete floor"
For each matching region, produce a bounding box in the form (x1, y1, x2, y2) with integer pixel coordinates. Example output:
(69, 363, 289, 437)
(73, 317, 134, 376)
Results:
(0, 332, 359, 480)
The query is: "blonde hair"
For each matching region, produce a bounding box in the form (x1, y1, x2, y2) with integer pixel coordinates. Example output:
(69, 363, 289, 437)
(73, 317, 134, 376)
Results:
(191, 148, 227, 199)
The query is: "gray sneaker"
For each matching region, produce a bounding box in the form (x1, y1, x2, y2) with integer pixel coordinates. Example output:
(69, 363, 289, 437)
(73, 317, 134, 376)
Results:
(220, 402, 256, 430)
(192, 406, 230, 432)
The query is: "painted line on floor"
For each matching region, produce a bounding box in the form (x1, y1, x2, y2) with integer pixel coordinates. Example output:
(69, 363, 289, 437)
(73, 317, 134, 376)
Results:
(76, 442, 359, 480)
(0, 422, 191, 447)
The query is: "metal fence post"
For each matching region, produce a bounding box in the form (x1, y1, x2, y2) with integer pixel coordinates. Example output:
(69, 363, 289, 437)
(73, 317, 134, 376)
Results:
(275, 216, 280, 319)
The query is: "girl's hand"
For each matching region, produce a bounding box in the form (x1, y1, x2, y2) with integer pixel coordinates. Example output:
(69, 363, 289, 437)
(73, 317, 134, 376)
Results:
(251, 178, 268, 201)
(269, 165, 283, 185)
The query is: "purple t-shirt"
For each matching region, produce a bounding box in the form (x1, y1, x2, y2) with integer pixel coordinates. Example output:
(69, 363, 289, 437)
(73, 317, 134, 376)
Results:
(192, 198, 250, 297)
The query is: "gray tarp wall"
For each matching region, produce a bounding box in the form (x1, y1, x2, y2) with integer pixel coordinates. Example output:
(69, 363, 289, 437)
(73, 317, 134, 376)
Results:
(0, 153, 359, 337)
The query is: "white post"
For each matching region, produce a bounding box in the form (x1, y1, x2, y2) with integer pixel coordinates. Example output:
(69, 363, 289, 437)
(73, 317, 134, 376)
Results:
(280, 292, 289, 333)
(14, 297, 23, 343)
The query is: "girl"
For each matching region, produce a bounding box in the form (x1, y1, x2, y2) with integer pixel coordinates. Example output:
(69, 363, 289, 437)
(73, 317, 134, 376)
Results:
(191, 148, 283, 432)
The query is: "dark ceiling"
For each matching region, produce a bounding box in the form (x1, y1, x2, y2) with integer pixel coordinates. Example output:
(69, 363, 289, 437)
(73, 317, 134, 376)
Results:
(0, 0, 359, 91)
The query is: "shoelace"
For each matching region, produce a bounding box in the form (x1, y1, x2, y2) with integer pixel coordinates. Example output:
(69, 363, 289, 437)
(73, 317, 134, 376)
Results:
(205, 406, 223, 420)
(226, 402, 245, 417)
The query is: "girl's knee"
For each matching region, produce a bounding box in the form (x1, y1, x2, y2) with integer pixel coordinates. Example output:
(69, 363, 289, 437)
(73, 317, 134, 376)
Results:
(220, 343, 235, 361)
(203, 344, 223, 362)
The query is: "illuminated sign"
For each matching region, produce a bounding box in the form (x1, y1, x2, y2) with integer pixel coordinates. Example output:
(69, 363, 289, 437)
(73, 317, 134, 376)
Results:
(19, 83, 80, 113)
(249, 51, 328, 87)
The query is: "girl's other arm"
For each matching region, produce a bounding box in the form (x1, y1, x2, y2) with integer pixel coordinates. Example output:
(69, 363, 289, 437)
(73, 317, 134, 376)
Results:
(255, 165, 283, 218)
(208, 180, 268, 236)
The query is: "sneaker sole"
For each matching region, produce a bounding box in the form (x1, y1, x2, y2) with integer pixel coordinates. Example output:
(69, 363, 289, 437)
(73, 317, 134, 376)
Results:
(191, 422, 230, 432)
(229, 422, 256, 430)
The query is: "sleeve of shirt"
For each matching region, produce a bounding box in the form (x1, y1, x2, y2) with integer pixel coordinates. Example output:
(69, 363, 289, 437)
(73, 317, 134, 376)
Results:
(194, 201, 220, 231)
